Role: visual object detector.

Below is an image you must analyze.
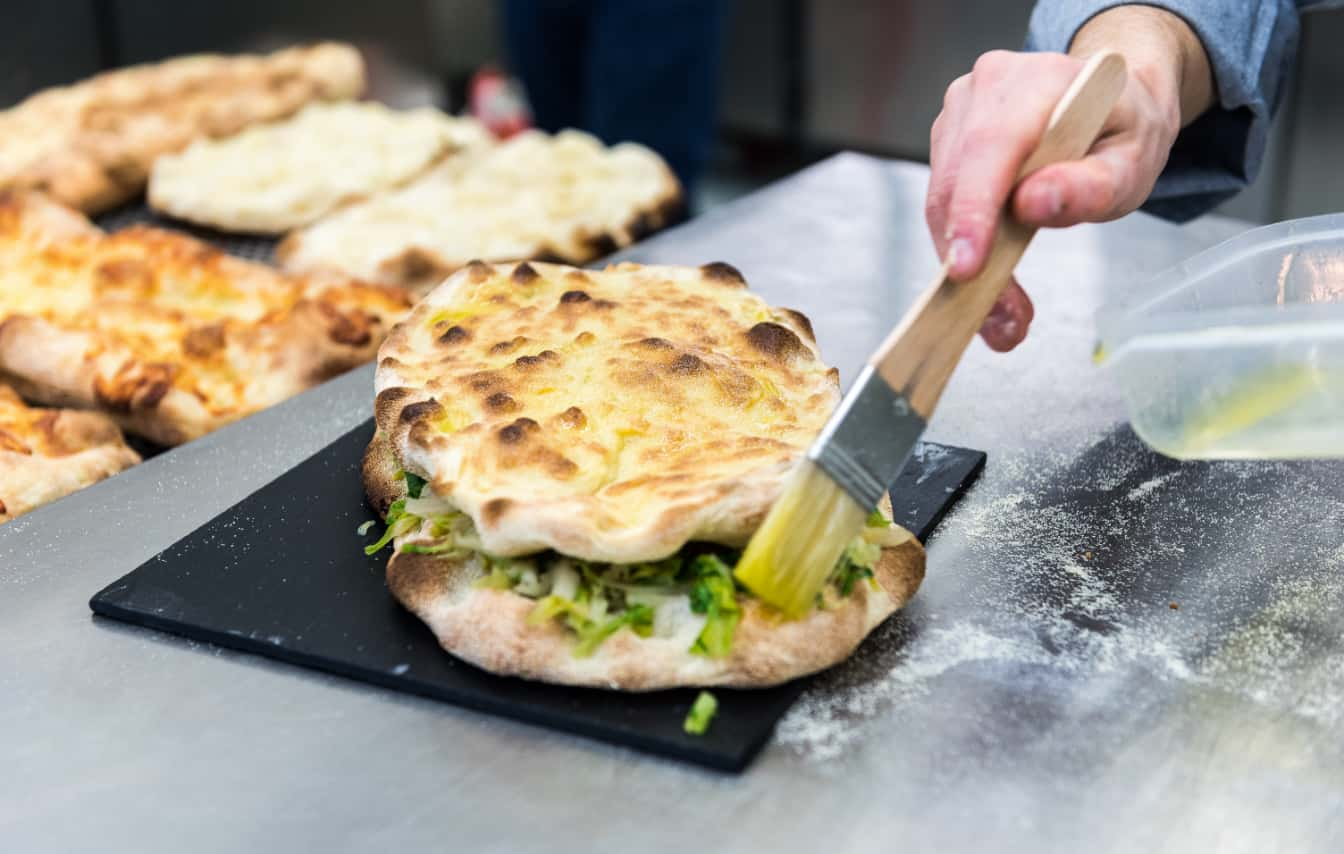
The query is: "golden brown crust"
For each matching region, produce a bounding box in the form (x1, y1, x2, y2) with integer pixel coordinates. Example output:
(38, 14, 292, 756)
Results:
(0, 192, 411, 445)
(0, 383, 140, 523)
(373, 260, 839, 563)
(0, 43, 365, 214)
(383, 522, 924, 691)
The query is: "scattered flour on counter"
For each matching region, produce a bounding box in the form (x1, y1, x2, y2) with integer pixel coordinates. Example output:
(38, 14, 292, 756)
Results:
(776, 624, 1051, 762)
(1125, 471, 1180, 501)
(776, 437, 1344, 762)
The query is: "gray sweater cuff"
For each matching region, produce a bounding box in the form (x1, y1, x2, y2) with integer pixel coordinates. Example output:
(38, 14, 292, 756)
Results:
(1025, 0, 1300, 221)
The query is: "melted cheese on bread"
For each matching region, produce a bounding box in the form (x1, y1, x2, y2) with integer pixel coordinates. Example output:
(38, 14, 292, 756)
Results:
(0, 191, 411, 444)
(375, 260, 839, 563)
(0, 383, 140, 522)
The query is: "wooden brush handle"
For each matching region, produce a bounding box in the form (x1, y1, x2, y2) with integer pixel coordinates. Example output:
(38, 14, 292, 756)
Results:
(872, 50, 1128, 418)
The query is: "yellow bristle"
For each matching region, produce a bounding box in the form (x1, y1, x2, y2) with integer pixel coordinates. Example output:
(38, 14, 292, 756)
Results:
(733, 460, 869, 617)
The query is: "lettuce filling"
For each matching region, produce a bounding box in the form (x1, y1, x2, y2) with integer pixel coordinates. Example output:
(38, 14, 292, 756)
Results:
(362, 476, 902, 658)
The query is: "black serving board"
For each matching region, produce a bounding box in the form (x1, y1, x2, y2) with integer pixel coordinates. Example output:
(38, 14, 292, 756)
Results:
(91, 419, 985, 771)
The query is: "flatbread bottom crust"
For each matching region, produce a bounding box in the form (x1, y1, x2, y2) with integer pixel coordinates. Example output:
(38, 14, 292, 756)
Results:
(365, 433, 926, 690)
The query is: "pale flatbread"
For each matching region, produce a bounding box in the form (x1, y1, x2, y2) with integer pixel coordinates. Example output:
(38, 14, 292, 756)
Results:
(149, 103, 493, 233)
(0, 43, 365, 214)
(0, 383, 140, 524)
(278, 129, 682, 294)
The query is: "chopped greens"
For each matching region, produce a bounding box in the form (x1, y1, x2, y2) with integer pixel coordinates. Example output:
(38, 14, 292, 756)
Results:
(529, 593, 654, 657)
(363, 498, 421, 555)
(683, 690, 719, 735)
(404, 472, 428, 499)
(356, 520, 376, 536)
(361, 476, 894, 659)
(687, 555, 741, 659)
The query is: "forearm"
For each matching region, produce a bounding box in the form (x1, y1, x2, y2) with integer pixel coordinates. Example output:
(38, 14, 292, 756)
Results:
(1069, 5, 1215, 130)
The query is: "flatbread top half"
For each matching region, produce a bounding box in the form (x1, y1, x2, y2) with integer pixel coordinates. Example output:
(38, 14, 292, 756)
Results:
(0, 191, 411, 445)
(374, 260, 840, 563)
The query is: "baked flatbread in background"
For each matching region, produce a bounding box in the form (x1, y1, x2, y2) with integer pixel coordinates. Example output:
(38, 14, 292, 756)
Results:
(0, 43, 364, 215)
(0, 191, 411, 446)
(149, 103, 494, 234)
(0, 383, 140, 524)
(278, 129, 682, 294)
(364, 260, 924, 690)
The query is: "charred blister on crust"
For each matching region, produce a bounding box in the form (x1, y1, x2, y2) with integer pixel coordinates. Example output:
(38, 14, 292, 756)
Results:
(398, 398, 445, 426)
(438, 324, 471, 345)
(513, 350, 560, 371)
(557, 406, 586, 429)
(635, 336, 674, 350)
(700, 261, 746, 286)
(464, 259, 493, 282)
(668, 353, 706, 376)
(745, 321, 805, 361)
(558, 290, 591, 304)
(92, 361, 176, 413)
(181, 323, 227, 358)
(383, 247, 451, 285)
(584, 232, 621, 258)
(490, 337, 529, 355)
(511, 262, 541, 285)
(465, 370, 505, 393)
(497, 417, 540, 444)
(93, 257, 156, 293)
(484, 391, 520, 413)
(826, 367, 841, 387)
(481, 497, 513, 526)
(780, 308, 816, 343)
(316, 301, 374, 347)
(374, 386, 415, 428)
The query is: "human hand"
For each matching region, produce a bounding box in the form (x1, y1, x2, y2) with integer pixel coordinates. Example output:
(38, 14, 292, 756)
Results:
(925, 7, 1212, 351)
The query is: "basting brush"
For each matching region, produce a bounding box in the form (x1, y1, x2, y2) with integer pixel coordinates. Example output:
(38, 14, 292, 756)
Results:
(735, 51, 1129, 616)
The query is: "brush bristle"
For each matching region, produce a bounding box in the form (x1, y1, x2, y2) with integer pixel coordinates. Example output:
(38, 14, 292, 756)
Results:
(733, 460, 869, 617)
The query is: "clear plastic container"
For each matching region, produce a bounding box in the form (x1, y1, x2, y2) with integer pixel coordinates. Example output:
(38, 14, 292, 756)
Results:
(1096, 213, 1344, 459)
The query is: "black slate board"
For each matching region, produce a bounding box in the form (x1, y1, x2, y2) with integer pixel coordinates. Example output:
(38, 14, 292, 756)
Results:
(91, 419, 985, 771)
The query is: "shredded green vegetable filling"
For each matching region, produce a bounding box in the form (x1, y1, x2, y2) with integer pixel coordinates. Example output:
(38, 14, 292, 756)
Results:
(361, 483, 896, 658)
(687, 555, 741, 659)
(684, 691, 719, 735)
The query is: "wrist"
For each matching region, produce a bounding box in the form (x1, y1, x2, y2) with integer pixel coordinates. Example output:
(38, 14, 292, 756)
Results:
(1068, 5, 1214, 131)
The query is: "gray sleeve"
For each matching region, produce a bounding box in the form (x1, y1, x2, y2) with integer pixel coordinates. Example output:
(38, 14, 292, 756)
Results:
(1025, 1, 1323, 221)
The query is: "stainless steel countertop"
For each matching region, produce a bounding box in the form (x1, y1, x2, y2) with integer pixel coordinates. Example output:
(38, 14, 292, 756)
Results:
(5, 155, 1342, 853)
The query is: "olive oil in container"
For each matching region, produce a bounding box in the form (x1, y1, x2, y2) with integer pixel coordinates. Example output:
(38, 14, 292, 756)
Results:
(1097, 214, 1344, 460)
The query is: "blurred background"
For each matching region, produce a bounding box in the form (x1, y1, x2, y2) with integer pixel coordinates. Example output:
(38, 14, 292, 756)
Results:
(4, 0, 1341, 224)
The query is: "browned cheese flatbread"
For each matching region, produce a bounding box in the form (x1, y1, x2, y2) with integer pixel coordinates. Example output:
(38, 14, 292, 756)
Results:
(0, 191, 411, 446)
(0, 383, 140, 523)
(0, 43, 364, 214)
(364, 261, 925, 690)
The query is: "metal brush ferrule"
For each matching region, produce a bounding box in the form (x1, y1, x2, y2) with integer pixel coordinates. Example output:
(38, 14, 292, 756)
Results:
(807, 364, 925, 510)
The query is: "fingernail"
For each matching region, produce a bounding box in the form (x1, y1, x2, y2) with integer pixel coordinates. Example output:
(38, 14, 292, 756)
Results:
(948, 237, 975, 275)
